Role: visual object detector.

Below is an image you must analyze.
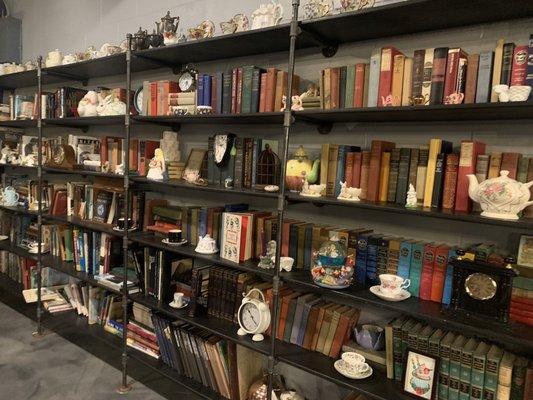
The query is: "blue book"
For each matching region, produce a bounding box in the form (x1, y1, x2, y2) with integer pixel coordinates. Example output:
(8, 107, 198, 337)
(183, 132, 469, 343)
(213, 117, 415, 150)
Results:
(297, 297, 322, 346)
(409, 241, 424, 297)
(441, 247, 457, 305)
(197, 74, 204, 106)
(198, 208, 208, 237)
(355, 233, 370, 286)
(203, 75, 212, 106)
(78, 233, 85, 273)
(397, 240, 413, 280)
(366, 234, 382, 287)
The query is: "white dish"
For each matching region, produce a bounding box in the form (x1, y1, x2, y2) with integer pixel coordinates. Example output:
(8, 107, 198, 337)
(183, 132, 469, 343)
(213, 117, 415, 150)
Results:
(194, 248, 218, 254)
(169, 297, 190, 309)
(112, 226, 137, 232)
(369, 285, 411, 302)
(0, 235, 8, 241)
(162, 238, 188, 246)
(334, 360, 373, 380)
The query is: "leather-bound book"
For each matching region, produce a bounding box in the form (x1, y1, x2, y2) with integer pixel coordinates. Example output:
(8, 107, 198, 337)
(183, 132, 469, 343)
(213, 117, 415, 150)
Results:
(408, 148, 419, 190)
(387, 238, 402, 274)
(264, 68, 278, 112)
(430, 244, 450, 302)
(442, 153, 459, 210)
(310, 303, 334, 351)
(410, 49, 425, 102)
(402, 57, 413, 106)
(431, 153, 446, 208)
(429, 47, 449, 105)
(464, 54, 480, 104)
(421, 48, 434, 104)
(396, 148, 412, 205)
(455, 140, 486, 212)
(344, 152, 355, 186)
(500, 152, 522, 179)
(302, 301, 325, 350)
(490, 39, 505, 102)
(409, 242, 425, 297)
(330, 67, 341, 109)
(367, 140, 395, 202)
(511, 45, 529, 86)
(235, 67, 243, 113)
(276, 291, 299, 340)
(258, 72, 267, 112)
(378, 46, 402, 106)
(351, 152, 362, 188)
(274, 70, 287, 112)
(387, 148, 401, 202)
(222, 70, 233, 114)
(345, 65, 355, 108)
(359, 151, 371, 199)
(377, 236, 390, 277)
(378, 152, 391, 202)
(230, 68, 238, 113)
(443, 48, 468, 104)
(500, 42, 516, 86)
(354, 63, 366, 108)
(326, 144, 340, 197)
(315, 304, 342, 353)
(296, 297, 322, 346)
(329, 308, 359, 358)
(391, 54, 405, 106)
(488, 151, 503, 178)
(323, 305, 350, 355)
(290, 293, 317, 344)
(339, 66, 347, 109)
(517, 157, 530, 183)
(476, 51, 494, 103)
(419, 243, 437, 300)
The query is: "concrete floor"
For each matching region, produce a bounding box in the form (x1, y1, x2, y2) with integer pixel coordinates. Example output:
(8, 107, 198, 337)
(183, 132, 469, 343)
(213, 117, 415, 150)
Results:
(0, 301, 167, 400)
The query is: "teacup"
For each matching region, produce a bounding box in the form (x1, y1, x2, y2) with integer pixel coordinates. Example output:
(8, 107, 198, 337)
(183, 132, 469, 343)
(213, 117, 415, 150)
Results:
(509, 85, 532, 102)
(379, 274, 410, 296)
(3, 186, 19, 206)
(117, 217, 133, 230)
(341, 352, 370, 375)
(279, 256, 294, 272)
(168, 229, 182, 243)
(171, 292, 184, 307)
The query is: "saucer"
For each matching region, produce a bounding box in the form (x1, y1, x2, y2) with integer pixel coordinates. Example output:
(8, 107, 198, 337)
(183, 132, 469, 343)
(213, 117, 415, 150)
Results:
(0, 235, 8, 241)
(370, 285, 411, 302)
(112, 226, 137, 232)
(195, 248, 218, 254)
(169, 297, 190, 309)
(334, 360, 373, 380)
(300, 192, 322, 198)
(162, 238, 187, 246)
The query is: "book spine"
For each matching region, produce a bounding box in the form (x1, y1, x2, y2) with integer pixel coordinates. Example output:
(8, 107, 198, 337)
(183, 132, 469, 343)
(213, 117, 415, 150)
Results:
(409, 243, 424, 297)
(335, 145, 347, 197)
(265, 68, 277, 112)
(443, 48, 460, 102)
(367, 141, 395, 202)
(359, 151, 371, 199)
(344, 152, 355, 186)
(431, 153, 446, 208)
(501, 152, 521, 179)
(367, 49, 381, 107)
(419, 244, 436, 300)
(510, 45, 528, 86)
(236, 67, 243, 113)
(430, 245, 449, 302)
(387, 148, 401, 202)
(352, 152, 362, 188)
(231, 69, 238, 113)
(408, 148, 419, 190)
(222, 70, 232, 114)
(423, 138, 442, 207)
(197, 74, 205, 107)
(251, 68, 261, 113)
(527, 34, 533, 95)
(378, 47, 395, 106)
(233, 138, 243, 189)
(344, 65, 355, 108)
(395, 148, 411, 205)
(401, 57, 413, 106)
(326, 144, 339, 197)
(500, 43, 515, 86)
(411, 49, 425, 99)
(464, 54, 480, 104)
(490, 39, 505, 102)
(203, 75, 212, 107)
(397, 241, 412, 280)
(366, 236, 380, 287)
(259, 72, 267, 112)
(354, 63, 366, 108)
(429, 47, 449, 105)
(378, 152, 391, 202)
(476, 51, 494, 103)
(442, 153, 459, 209)
(421, 48, 435, 104)
(455, 141, 486, 212)
(391, 54, 405, 106)
(355, 234, 369, 285)
(339, 66, 347, 109)
(241, 66, 253, 114)
(330, 67, 340, 109)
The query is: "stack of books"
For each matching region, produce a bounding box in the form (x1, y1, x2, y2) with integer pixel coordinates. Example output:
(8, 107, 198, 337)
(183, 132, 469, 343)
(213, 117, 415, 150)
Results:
(510, 276, 533, 327)
(126, 319, 160, 359)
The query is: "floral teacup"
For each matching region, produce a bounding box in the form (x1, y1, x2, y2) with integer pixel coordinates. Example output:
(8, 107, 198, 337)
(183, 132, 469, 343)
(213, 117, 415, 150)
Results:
(379, 274, 410, 296)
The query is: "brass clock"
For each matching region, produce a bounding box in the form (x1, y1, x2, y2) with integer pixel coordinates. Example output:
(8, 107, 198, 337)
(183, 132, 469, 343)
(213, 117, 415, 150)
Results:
(464, 273, 497, 301)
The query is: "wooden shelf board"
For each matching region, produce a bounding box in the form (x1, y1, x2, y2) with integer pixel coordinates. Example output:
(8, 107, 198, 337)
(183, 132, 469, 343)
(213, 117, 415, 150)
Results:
(43, 115, 125, 128)
(133, 112, 285, 125)
(43, 214, 125, 237)
(0, 70, 37, 89)
(43, 167, 124, 178)
(0, 119, 38, 128)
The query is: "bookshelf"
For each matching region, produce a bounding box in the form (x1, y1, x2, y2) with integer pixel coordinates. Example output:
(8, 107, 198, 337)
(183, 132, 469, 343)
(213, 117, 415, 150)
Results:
(1, 1, 533, 399)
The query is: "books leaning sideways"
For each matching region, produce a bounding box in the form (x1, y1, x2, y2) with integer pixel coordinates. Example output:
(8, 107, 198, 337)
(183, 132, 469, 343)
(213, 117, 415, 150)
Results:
(22, 287, 73, 313)
(94, 273, 140, 294)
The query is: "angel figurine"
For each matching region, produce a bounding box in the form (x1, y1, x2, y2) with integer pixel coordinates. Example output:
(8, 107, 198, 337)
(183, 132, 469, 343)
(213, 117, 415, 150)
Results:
(147, 148, 166, 180)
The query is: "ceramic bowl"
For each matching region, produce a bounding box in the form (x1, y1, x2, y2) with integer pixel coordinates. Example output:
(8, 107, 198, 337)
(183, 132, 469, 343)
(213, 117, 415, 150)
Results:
(279, 257, 294, 272)
(509, 85, 532, 102)
(197, 105, 213, 115)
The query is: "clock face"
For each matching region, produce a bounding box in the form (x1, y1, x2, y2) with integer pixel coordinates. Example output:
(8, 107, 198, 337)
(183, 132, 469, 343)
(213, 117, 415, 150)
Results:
(134, 88, 143, 113)
(52, 145, 65, 164)
(214, 135, 228, 164)
(179, 72, 195, 92)
(465, 272, 497, 301)
(239, 302, 261, 332)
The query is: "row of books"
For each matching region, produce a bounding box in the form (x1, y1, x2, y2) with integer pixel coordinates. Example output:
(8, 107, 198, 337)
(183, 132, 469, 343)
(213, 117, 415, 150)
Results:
(511, 276, 533, 327)
(321, 35, 533, 109)
(152, 313, 263, 400)
(391, 316, 532, 400)
(140, 67, 300, 116)
(0, 252, 36, 289)
(318, 139, 533, 215)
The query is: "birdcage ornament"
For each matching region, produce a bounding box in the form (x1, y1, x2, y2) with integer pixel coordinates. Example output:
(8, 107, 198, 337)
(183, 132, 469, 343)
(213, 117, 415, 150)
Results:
(256, 144, 280, 187)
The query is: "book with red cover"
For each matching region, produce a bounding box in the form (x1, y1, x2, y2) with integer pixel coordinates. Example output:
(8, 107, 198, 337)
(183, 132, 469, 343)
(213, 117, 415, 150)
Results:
(429, 47, 449, 105)
(360, 151, 371, 200)
(51, 190, 67, 215)
(277, 291, 300, 340)
(159, 81, 178, 116)
(455, 140, 486, 212)
(129, 139, 138, 172)
(510, 45, 528, 86)
(464, 54, 479, 104)
(330, 67, 341, 109)
(367, 140, 396, 202)
(259, 72, 267, 112)
(264, 68, 277, 112)
(329, 308, 359, 359)
(430, 245, 449, 302)
(443, 48, 468, 104)
(378, 46, 402, 106)
(238, 214, 250, 262)
(150, 81, 158, 116)
(500, 152, 522, 179)
(442, 153, 459, 209)
(419, 243, 437, 301)
(138, 139, 159, 176)
(354, 63, 366, 107)
(281, 219, 298, 257)
(344, 152, 355, 186)
(352, 152, 363, 188)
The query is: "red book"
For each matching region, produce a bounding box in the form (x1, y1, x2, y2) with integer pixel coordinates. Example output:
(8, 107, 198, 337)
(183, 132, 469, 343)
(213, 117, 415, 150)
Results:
(160, 81, 178, 116)
(441, 153, 459, 209)
(265, 68, 278, 112)
(281, 219, 297, 257)
(238, 214, 249, 262)
(352, 152, 363, 188)
(510, 306, 533, 319)
(330, 67, 340, 109)
(236, 67, 243, 114)
(259, 73, 267, 112)
(277, 291, 299, 340)
(367, 140, 396, 202)
(510, 45, 528, 86)
(353, 63, 366, 108)
(150, 81, 158, 116)
(419, 243, 437, 301)
(455, 140, 486, 212)
(378, 46, 402, 106)
(344, 152, 355, 185)
(443, 48, 467, 104)
(231, 68, 238, 114)
(430, 245, 449, 302)
(129, 139, 138, 172)
(500, 152, 522, 179)
(511, 296, 533, 307)
(210, 75, 217, 113)
(509, 313, 533, 326)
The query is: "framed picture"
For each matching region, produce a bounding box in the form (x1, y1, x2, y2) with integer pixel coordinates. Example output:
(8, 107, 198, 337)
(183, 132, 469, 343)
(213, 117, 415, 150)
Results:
(402, 349, 439, 399)
(517, 234, 533, 268)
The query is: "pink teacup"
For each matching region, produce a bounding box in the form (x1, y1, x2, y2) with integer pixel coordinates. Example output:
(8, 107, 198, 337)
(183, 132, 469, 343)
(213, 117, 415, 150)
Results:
(379, 274, 410, 296)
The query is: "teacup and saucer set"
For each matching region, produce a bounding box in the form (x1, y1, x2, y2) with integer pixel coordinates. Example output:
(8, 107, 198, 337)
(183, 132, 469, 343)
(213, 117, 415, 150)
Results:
(370, 274, 411, 302)
(334, 351, 373, 380)
(169, 292, 189, 309)
(162, 229, 187, 246)
(112, 217, 138, 232)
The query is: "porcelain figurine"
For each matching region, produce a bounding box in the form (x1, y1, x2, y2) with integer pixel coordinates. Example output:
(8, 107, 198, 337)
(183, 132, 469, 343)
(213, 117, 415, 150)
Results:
(99, 43, 122, 56)
(62, 53, 77, 65)
(509, 85, 532, 101)
(300, 179, 326, 197)
(84, 45, 100, 59)
(285, 145, 320, 192)
(304, 0, 333, 19)
(340, 0, 375, 12)
(405, 184, 418, 208)
(160, 11, 180, 45)
(251, 1, 283, 30)
(279, 257, 294, 272)
(147, 29, 164, 48)
(258, 240, 276, 269)
(221, 14, 249, 34)
(77, 91, 99, 117)
(132, 27, 149, 51)
(337, 181, 362, 201)
(188, 20, 215, 40)
(467, 170, 533, 220)
(146, 148, 166, 181)
(493, 84, 510, 102)
(45, 49, 63, 67)
(281, 94, 304, 111)
(0, 146, 10, 164)
(24, 61, 36, 70)
(96, 93, 127, 116)
(195, 234, 218, 254)
(444, 92, 464, 105)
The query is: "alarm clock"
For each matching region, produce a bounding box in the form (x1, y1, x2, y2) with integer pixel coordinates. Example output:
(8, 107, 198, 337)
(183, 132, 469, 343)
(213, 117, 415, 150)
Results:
(178, 64, 198, 93)
(45, 144, 78, 170)
(133, 86, 143, 114)
(237, 288, 271, 342)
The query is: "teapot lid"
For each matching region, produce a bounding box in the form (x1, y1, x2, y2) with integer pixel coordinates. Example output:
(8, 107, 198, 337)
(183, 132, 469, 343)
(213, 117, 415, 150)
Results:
(294, 145, 308, 159)
(161, 10, 176, 22)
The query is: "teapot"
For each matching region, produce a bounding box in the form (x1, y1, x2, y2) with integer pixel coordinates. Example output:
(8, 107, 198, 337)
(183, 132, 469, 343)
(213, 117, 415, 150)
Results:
(147, 29, 164, 48)
(251, 1, 283, 30)
(285, 145, 320, 192)
(62, 53, 77, 65)
(159, 11, 179, 45)
(467, 170, 533, 220)
(195, 234, 218, 254)
(45, 49, 63, 67)
(2, 186, 19, 207)
(131, 27, 149, 51)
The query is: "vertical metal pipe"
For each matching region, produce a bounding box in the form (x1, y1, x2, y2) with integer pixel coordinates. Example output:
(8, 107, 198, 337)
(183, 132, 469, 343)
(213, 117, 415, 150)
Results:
(117, 34, 133, 394)
(35, 55, 44, 336)
(268, 1, 300, 399)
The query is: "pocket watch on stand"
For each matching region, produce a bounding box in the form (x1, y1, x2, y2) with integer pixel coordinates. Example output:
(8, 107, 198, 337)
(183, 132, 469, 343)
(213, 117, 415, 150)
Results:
(237, 288, 271, 342)
(177, 64, 198, 93)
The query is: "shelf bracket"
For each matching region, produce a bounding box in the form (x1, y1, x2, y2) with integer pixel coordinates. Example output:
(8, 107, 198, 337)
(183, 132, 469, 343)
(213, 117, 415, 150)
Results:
(298, 22, 338, 58)
(42, 70, 88, 86)
(133, 53, 182, 74)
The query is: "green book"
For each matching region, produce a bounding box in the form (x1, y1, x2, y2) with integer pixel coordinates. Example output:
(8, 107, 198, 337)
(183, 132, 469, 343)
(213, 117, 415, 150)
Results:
(241, 66, 255, 114)
(483, 345, 503, 400)
(345, 65, 356, 108)
(438, 332, 457, 400)
(417, 325, 435, 354)
(471, 342, 491, 400)
(459, 338, 479, 400)
(449, 335, 468, 400)
(428, 329, 445, 358)
(516, 157, 530, 183)
(409, 241, 424, 296)
(392, 317, 407, 381)
(407, 322, 424, 351)
(510, 357, 528, 400)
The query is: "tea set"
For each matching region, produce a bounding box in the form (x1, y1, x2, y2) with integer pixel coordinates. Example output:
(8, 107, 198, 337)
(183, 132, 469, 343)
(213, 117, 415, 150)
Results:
(334, 351, 373, 380)
(162, 229, 187, 246)
(195, 234, 219, 254)
(43, 42, 125, 68)
(169, 292, 189, 309)
(370, 273, 412, 302)
(0, 60, 36, 76)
